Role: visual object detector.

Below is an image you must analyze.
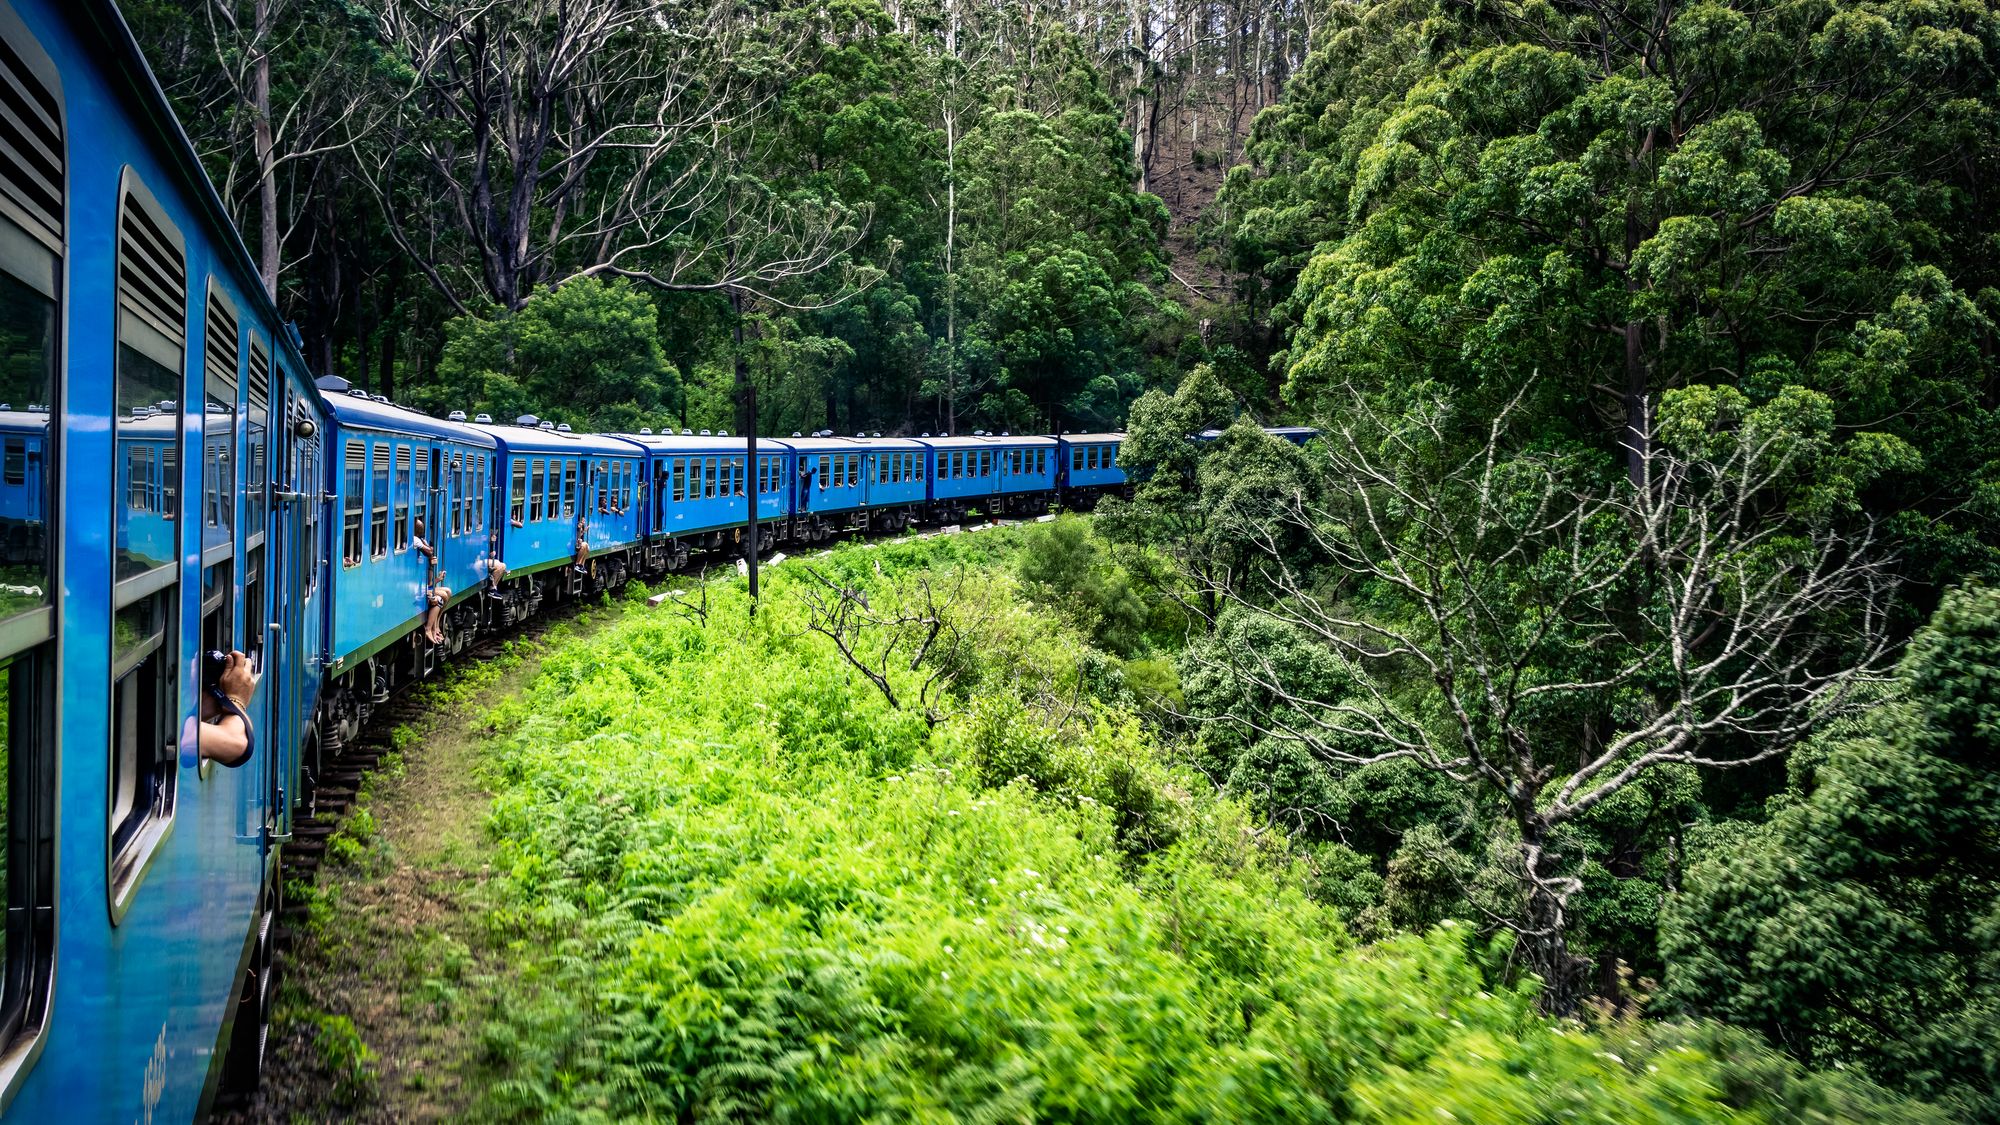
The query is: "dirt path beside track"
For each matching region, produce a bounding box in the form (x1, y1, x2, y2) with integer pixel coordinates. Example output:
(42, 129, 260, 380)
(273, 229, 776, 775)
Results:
(216, 608, 616, 1124)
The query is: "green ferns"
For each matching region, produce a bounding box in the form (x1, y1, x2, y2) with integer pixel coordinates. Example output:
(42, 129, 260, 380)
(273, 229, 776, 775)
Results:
(470, 537, 1927, 1122)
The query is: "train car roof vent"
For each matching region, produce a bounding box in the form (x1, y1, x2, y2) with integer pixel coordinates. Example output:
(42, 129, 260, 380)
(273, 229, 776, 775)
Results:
(921, 432, 931, 438)
(515, 414, 539, 426)
(791, 431, 802, 437)
(1000, 431, 1010, 436)
(315, 375, 352, 394)
(717, 429, 729, 436)
(638, 427, 653, 435)
(872, 431, 882, 438)
(158, 400, 177, 411)
(446, 410, 468, 422)
(474, 413, 493, 424)
(538, 420, 555, 430)
(556, 423, 572, 432)
(347, 388, 368, 398)
(681, 429, 692, 435)
(371, 395, 389, 404)
(699, 429, 711, 436)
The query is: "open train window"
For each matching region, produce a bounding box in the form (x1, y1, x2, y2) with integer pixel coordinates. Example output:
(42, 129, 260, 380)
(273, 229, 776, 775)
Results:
(508, 459, 524, 525)
(0, 3, 61, 1071)
(342, 441, 362, 565)
(449, 453, 463, 536)
(415, 448, 432, 539)
(393, 446, 410, 551)
(529, 459, 545, 522)
(110, 172, 185, 914)
(369, 444, 388, 558)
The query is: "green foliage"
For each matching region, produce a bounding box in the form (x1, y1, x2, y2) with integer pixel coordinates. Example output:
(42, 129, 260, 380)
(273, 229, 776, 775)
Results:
(463, 535, 1921, 1121)
(422, 277, 680, 432)
(1663, 586, 2000, 1118)
(310, 1012, 379, 1108)
(1227, 0, 2000, 591)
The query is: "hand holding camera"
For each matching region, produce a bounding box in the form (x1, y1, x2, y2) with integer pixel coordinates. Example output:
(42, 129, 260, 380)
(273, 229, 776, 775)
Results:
(203, 649, 256, 710)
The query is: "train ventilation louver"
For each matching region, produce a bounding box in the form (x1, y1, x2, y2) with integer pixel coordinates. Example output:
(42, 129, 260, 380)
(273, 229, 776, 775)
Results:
(119, 196, 187, 351)
(0, 31, 63, 246)
(205, 290, 240, 396)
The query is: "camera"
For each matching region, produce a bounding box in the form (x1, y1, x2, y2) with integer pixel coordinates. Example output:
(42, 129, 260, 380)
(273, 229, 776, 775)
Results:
(203, 649, 230, 688)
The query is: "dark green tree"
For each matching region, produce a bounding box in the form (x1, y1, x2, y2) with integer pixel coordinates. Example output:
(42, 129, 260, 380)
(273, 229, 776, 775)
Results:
(1663, 585, 2000, 1118)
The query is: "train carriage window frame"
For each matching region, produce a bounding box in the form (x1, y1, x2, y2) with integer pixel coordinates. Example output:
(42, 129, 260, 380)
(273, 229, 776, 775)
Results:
(368, 442, 388, 559)
(509, 459, 525, 526)
(0, 4, 60, 1087)
(528, 459, 545, 523)
(393, 445, 411, 552)
(342, 441, 363, 566)
(108, 168, 186, 924)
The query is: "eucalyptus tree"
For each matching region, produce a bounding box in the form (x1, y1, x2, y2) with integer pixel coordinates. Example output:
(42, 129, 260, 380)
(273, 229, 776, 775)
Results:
(1227, 0, 2000, 578)
(367, 0, 875, 315)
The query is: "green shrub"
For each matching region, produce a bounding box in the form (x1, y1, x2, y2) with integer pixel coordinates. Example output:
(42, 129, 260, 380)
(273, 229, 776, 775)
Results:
(465, 535, 1934, 1122)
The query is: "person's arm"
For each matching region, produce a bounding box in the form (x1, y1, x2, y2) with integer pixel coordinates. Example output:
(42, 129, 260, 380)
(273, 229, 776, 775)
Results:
(199, 651, 256, 766)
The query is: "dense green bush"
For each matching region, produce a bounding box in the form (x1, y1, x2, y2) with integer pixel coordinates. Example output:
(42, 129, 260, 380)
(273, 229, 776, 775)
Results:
(470, 536, 1933, 1121)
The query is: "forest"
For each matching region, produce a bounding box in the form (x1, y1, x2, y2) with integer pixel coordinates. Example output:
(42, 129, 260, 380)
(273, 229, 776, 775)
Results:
(133, 0, 2000, 1119)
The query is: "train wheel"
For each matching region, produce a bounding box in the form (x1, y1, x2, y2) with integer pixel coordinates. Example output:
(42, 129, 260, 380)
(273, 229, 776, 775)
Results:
(219, 876, 279, 1095)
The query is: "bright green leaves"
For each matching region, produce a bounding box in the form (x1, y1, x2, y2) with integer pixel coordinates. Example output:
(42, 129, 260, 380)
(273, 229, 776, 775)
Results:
(1658, 112, 1790, 215)
(425, 277, 679, 431)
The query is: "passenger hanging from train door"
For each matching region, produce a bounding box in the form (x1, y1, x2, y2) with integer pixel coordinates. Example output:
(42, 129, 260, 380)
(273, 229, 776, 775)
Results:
(572, 463, 592, 578)
(412, 516, 450, 644)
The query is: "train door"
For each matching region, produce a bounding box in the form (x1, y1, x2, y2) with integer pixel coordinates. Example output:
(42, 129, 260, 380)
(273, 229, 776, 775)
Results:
(265, 387, 307, 846)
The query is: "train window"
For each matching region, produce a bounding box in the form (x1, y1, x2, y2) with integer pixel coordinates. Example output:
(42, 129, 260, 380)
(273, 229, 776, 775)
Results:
(110, 589, 175, 893)
(703, 458, 716, 500)
(393, 446, 411, 551)
(817, 455, 830, 487)
(369, 444, 388, 558)
(509, 459, 525, 525)
(246, 342, 268, 537)
(560, 460, 574, 518)
(475, 456, 487, 530)
(0, 3, 60, 1054)
(669, 458, 683, 503)
(0, 649, 55, 1049)
(529, 459, 545, 522)
(344, 444, 364, 566)
(202, 285, 238, 567)
(452, 453, 465, 536)
(544, 458, 557, 519)
(626, 462, 636, 508)
(114, 177, 185, 591)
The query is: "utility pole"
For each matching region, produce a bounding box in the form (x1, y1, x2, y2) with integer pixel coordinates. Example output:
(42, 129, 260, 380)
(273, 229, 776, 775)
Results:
(733, 287, 758, 613)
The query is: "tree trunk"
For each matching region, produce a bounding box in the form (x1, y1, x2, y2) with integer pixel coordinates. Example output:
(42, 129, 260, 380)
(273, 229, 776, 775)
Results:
(1517, 816, 1589, 1015)
(733, 288, 758, 612)
(253, 0, 278, 300)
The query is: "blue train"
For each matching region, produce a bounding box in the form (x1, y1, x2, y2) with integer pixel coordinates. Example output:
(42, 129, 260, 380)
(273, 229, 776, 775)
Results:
(0, 3, 1321, 1120)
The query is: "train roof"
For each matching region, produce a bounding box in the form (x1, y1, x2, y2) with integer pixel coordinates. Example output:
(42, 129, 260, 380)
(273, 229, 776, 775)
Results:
(786, 435, 926, 451)
(1056, 432, 1126, 443)
(0, 407, 54, 432)
(1194, 426, 1321, 442)
(472, 416, 641, 456)
(316, 378, 497, 447)
(915, 434, 1058, 448)
(613, 432, 792, 454)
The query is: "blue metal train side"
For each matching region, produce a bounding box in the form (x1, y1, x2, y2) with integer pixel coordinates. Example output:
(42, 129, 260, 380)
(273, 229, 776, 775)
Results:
(0, 2, 330, 1120)
(317, 382, 498, 674)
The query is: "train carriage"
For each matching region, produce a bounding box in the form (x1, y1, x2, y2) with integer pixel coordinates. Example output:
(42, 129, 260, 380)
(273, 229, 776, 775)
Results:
(0, 2, 335, 1119)
(1055, 432, 1129, 507)
(620, 430, 790, 567)
(316, 380, 497, 700)
(477, 415, 644, 598)
(787, 434, 925, 539)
